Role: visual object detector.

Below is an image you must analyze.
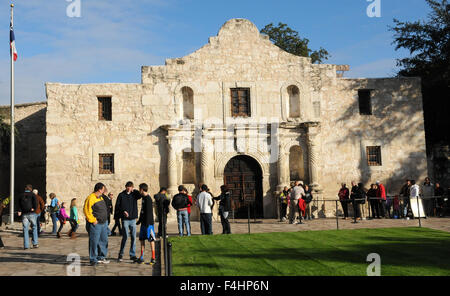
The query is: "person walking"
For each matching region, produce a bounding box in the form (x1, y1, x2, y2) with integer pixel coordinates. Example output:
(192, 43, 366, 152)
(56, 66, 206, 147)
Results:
(48, 193, 60, 235)
(18, 185, 38, 249)
(32, 190, 45, 236)
(303, 184, 313, 220)
(410, 180, 424, 218)
(435, 182, 445, 217)
(338, 183, 350, 220)
(84, 183, 110, 266)
(279, 187, 290, 222)
(197, 184, 214, 235)
(422, 177, 434, 217)
(68, 198, 79, 239)
(214, 185, 232, 234)
(376, 181, 387, 218)
(111, 194, 123, 237)
(350, 181, 361, 220)
(56, 202, 70, 238)
(172, 185, 191, 236)
(104, 192, 114, 236)
(367, 184, 380, 219)
(185, 187, 193, 236)
(0, 196, 10, 227)
(136, 183, 157, 265)
(399, 180, 411, 218)
(116, 181, 142, 262)
(289, 181, 305, 224)
(154, 187, 170, 238)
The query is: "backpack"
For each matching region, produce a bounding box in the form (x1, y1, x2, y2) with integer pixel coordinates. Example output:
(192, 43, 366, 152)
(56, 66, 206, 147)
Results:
(20, 193, 34, 213)
(171, 194, 187, 210)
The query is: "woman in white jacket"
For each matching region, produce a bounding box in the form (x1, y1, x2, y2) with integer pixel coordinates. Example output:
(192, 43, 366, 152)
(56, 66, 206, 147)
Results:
(410, 180, 425, 218)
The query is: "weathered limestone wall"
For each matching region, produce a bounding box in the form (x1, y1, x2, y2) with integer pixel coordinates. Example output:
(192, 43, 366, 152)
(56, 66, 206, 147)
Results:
(0, 102, 47, 199)
(45, 18, 429, 221)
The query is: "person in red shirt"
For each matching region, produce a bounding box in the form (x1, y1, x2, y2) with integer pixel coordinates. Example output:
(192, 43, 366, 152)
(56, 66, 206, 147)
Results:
(183, 186, 193, 236)
(376, 181, 387, 218)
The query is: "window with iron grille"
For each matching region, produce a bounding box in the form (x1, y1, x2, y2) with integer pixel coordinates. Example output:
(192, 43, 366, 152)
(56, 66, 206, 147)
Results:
(99, 154, 114, 174)
(231, 88, 251, 117)
(98, 97, 112, 121)
(366, 146, 382, 166)
(358, 90, 372, 115)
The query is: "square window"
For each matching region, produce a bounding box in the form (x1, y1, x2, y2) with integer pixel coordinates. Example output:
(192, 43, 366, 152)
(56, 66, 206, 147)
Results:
(366, 146, 382, 166)
(99, 154, 114, 174)
(98, 97, 112, 121)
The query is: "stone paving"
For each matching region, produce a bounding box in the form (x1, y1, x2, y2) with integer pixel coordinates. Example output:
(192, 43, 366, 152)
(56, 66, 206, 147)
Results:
(1, 217, 449, 276)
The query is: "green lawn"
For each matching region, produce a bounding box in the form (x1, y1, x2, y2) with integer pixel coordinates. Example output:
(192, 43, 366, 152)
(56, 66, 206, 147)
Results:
(170, 227, 450, 276)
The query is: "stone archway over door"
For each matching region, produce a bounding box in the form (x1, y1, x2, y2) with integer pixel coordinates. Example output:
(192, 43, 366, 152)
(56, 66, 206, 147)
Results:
(224, 155, 263, 219)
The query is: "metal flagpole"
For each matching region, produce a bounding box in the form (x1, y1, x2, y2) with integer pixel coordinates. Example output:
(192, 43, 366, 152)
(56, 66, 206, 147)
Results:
(9, 3, 15, 226)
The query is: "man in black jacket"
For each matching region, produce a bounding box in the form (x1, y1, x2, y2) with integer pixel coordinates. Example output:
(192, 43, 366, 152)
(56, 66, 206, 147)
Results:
(18, 185, 39, 249)
(116, 181, 142, 262)
(104, 192, 113, 235)
(154, 187, 170, 238)
(214, 185, 232, 234)
(172, 185, 191, 236)
(136, 183, 156, 265)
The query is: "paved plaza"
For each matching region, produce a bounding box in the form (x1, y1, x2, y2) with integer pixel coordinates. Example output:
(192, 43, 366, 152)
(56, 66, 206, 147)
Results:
(0, 217, 449, 276)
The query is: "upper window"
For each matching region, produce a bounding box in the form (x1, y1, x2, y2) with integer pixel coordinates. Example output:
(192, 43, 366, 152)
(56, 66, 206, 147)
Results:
(99, 154, 115, 174)
(358, 90, 372, 115)
(98, 97, 112, 121)
(366, 146, 382, 166)
(231, 88, 251, 117)
(181, 87, 194, 120)
(288, 85, 300, 118)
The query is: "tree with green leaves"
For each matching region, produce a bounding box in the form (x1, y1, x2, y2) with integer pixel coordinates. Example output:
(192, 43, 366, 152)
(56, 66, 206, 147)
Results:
(0, 114, 12, 154)
(390, 0, 450, 149)
(261, 23, 329, 64)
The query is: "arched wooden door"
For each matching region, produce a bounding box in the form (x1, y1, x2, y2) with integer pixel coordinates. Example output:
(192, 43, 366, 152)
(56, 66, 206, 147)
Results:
(224, 155, 263, 218)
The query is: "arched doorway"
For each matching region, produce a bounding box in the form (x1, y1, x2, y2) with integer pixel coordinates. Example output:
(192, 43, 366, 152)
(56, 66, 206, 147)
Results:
(224, 155, 263, 219)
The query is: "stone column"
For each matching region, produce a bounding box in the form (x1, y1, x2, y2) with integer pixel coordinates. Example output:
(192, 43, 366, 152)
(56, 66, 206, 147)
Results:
(307, 123, 320, 190)
(200, 137, 213, 187)
(276, 147, 289, 192)
(167, 141, 178, 195)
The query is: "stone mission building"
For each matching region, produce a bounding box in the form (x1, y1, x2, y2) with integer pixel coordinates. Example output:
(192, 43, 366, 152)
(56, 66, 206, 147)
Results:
(39, 19, 429, 221)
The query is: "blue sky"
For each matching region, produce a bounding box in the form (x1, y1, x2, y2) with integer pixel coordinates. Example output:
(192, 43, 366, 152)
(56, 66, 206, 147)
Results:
(0, 0, 432, 105)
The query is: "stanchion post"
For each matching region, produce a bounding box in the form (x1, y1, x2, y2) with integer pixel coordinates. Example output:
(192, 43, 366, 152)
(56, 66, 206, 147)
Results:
(417, 195, 422, 228)
(167, 241, 173, 276)
(335, 200, 339, 230)
(247, 202, 251, 234)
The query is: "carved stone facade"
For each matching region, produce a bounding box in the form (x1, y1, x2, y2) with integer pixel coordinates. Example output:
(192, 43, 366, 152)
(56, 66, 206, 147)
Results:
(41, 19, 428, 222)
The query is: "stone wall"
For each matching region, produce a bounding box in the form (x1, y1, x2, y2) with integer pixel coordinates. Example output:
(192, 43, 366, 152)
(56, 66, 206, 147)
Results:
(0, 102, 47, 200)
(45, 18, 429, 221)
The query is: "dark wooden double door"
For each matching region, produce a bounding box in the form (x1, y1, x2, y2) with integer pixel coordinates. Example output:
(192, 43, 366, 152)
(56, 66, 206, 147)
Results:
(224, 155, 263, 219)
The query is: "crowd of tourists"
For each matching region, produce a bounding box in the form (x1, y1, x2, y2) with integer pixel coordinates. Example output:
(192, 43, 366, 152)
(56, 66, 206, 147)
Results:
(0, 176, 448, 262)
(279, 177, 448, 222)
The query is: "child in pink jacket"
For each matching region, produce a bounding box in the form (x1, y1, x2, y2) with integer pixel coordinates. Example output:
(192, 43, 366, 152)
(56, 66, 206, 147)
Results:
(56, 202, 70, 238)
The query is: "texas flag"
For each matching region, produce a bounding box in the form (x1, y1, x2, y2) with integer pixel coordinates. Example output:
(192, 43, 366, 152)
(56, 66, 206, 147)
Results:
(10, 21, 17, 62)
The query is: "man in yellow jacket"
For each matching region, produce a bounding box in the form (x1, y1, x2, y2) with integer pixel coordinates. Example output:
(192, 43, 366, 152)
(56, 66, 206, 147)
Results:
(84, 183, 109, 266)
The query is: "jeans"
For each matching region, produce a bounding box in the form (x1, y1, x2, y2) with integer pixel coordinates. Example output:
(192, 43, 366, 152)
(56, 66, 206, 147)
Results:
(36, 213, 41, 234)
(57, 219, 66, 233)
(289, 200, 299, 223)
(111, 218, 122, 235)
(340, 200, 349, 218)
(177, 210, 190, 236)
(69, 219, 79, 232)
(200, 213, 212, 235)
(280, 203, 287, 220)
(119, 219, 137, 258)
(220, 211, 231, 234)
(158, 214, 167, 237)
(86, 222, 109, 263)
(50, 213, 58, 234)
(22, 213, 38, 249)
